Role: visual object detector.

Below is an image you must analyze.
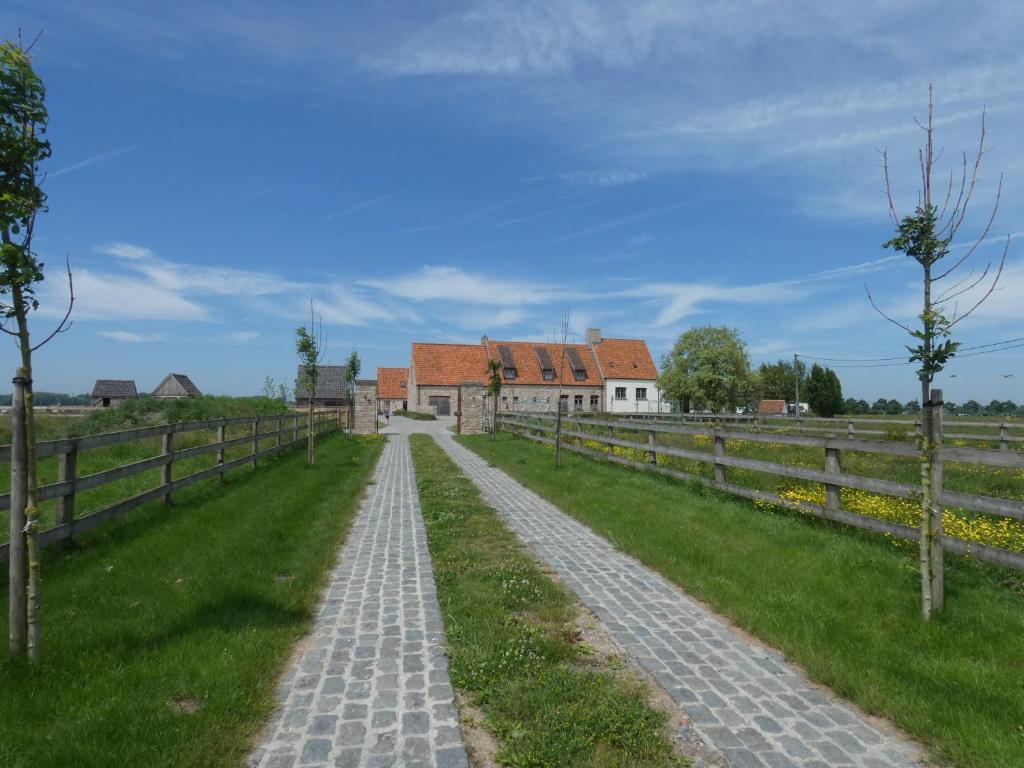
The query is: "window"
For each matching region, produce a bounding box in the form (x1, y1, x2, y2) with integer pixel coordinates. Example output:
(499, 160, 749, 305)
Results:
(400, 380, 406, 388)
(535, 347, 556, 381)
(574, 394, 583, 410)
(503, 367, 517, 380)
(542, 369, 555, 381)
(590, 394, 600, 410)
(559, 394, 569, 413)
(614, 387, 627, 400)
(636, 387, 647, 401)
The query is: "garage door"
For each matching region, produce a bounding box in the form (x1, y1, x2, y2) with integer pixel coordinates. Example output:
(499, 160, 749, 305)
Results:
(428, 396, 451, 416)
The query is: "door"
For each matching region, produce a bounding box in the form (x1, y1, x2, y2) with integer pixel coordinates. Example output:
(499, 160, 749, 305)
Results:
(429, 396, 451, 416)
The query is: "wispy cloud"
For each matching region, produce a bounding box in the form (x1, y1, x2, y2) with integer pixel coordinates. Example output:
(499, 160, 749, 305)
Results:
(97, 330, 163, 343)
(323, 192, 398, 221)
(525, 168, 647, 187)
(494, 200, 603, 227)
(362, 265, 570, 306)
(48, 144, 138, 179)
(547, 201, 694, 245)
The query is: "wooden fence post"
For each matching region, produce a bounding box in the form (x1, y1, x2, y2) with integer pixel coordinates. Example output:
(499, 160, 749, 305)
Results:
(998, 422, 1008, 451)
(713, 429, 726, 485)
(217, 424, 226, 482)
(276, 415, 283, 451)
(251, 417, 259, 469)
(9, 368, 28, 656)
(57, 443, 78, 548)
(648, 429, 657, 465)
(929, 388, 945, 613)
(607, 425, 615, 461)
(847, 419, 855, 439)
(161, 430, 174, 505)
(824, 446, 841, 512)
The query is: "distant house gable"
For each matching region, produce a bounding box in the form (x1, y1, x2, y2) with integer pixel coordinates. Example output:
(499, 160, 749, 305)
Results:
(152, 373, 201, 399)
(376, 367, 409, 401)
(90, 379, 138, 407)
(294, 364, 349, 404)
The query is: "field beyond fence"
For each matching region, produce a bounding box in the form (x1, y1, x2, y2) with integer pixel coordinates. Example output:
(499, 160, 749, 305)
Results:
(1, 409, 343, 559)
(501, 412, 1024, 571)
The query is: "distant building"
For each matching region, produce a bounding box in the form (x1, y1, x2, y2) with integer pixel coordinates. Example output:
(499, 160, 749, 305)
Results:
(586, 329, 667, 413)
(408, 343, 488, 416)
(294, 365, 349, 407)
(758, 399, 786, 415)
(152, 373, 201, 399)
(376, 367, 409, 413)
(90, 379, 138, 408)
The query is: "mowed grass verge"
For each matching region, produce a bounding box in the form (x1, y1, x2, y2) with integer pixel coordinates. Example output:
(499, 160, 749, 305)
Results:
(1, 432, 384, 768)
(460, 433, 1024, 768)
(409, 434, 686, 768)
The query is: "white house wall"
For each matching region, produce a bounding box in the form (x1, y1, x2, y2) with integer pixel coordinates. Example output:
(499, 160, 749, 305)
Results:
(604, 379, 670, 413)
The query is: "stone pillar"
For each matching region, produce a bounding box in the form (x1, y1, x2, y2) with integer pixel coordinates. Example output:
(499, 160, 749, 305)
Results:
(353, 380, 378, 434)
(458, 382, 485, 435)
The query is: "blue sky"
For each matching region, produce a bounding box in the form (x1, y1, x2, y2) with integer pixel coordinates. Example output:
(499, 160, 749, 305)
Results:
(3, 0, 1023, 402)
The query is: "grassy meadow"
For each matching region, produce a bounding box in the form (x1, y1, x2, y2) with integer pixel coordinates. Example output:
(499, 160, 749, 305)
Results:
(0, 432, 383, 768)
(461, 432, 1024, 768)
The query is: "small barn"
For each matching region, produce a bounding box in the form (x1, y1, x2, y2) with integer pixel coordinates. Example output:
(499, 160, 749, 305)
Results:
(758, 399, 786, 415)
(376, 367, 409, 413)
(152, 373, 201, 399)
(90, 379, 138, 408)
(294, 365, 349, 407)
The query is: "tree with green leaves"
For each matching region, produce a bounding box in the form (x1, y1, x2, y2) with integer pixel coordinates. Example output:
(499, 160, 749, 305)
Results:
(869, 87, 1007, 619)
(295, 302, 324, 465)
(1, 37, 74, 662)
(804, 364, 843, 418)
(345, 350, 360, 435)
(757, 358, 806, 402)
(261, 375, 276, 399)
(486, 358, 501, 439)
(659, 326, 752, 413)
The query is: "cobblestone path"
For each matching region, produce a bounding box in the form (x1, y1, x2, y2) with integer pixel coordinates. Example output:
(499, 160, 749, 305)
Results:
(433, 432, 923, 768)
(250, 435, 469, 768)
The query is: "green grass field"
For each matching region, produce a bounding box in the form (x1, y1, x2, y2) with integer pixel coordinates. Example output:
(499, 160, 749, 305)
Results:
(1, 432, 383, 768)
(410, 434, 686, 768)
(461, 432, 1024, 768)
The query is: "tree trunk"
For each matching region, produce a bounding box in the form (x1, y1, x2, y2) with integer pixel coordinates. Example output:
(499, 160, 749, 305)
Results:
(307, 400, 315, 465)
(492, 390, 499, 440)
(8, 368, 27, 657)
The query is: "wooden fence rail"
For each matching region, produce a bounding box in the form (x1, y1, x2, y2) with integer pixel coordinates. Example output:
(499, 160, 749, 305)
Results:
(499, 412, 1024, 572)
(0, 409, 342, 562)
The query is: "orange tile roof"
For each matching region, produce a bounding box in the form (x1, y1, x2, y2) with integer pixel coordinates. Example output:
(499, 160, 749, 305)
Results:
(590, 338, 658, 380)
(485, 341, 601, 386)
(376, 367, 409, 400)
(411, 343, 488, 386)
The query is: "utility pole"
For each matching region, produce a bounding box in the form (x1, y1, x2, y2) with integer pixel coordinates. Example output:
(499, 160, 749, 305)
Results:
(793, 353, 800, 416)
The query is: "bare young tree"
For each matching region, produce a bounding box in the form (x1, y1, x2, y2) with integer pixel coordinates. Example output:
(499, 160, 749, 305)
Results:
(295, 300, 325, 466)
(486, 358, 501, 440)
(867, 86, 1008, 620)
(1, 36, 74, 663)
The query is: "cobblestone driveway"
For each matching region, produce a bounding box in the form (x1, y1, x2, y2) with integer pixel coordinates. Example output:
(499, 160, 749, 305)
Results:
(249, 435, 468, 768)
(433, 431, 924, 768)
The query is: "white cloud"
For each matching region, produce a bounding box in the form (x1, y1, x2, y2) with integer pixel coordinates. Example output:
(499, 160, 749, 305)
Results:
(363, 266, 570, 306)
(96, 330, 163, 343)
(223, 331, 260, 342)
(66, 269, 209, 321)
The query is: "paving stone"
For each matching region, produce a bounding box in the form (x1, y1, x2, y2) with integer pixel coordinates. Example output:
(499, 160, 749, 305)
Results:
(248, 436, 468, 767)
(427, 428, 926, 768)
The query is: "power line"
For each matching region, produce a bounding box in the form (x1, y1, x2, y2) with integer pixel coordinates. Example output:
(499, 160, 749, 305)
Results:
(795, 336, 1024, 364)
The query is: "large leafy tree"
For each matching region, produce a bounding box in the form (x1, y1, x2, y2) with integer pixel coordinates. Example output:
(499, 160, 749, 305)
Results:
(804, 364, 843, 418)
(1, 38, 74, 662)
(659, 326, 752, 413)
(757, 358, 807, 402)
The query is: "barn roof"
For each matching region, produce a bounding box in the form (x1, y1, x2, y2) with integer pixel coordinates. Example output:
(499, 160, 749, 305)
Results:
(376, 367, 409, 400)
(589, 338, 658, 380)
(294, 365, 349, 400)
(411, 343, 488, 386)
(484, 341, 600, 386)
(91, 379, 138, 399)
(167, 373, 201, 396)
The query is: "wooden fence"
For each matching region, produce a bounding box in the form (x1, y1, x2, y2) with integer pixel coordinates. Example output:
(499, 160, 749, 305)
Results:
(499, 412, 1024, 572)
(614, 411, 1024, 448)
(0, 410, 341, 562)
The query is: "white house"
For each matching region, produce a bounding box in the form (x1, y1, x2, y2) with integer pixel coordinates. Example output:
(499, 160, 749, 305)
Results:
(585, 329, 670, 414)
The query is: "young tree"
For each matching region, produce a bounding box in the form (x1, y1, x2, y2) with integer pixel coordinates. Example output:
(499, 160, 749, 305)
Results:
(804, 364, 843, 417)
(261, 375, 276, 399)
(1, 38, 74, 662)
(295, 302, 324, 465)
(868, 88, 1007, 619)
(277, 382, 289, 404)
(659, 326, 752, 413)
(486, 358, 501, 439)
(345, 350, 361, 435)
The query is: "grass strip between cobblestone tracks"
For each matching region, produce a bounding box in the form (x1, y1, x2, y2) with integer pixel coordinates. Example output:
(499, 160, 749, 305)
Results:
(459, 432, 1024, 768)
(394, 409, 437, 421)
(1, 432, 384, 768)
(409, 434, 688, 768)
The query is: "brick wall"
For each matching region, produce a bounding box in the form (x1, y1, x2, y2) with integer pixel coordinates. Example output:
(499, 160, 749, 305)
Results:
(353, 380, 378, 434)
(458, 382, 485, 434)
(488, 384, 603, 413)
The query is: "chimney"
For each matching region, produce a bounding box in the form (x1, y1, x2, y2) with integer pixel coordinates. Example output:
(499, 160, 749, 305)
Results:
(481, 335, 489, 346)
(585, 328, 602, 346)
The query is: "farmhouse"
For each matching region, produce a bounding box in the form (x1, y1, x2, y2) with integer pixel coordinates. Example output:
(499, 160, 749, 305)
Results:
(376, 367, 409, 413)
(406, 329, 665, 415)
(586, 329, 666, 413)
(90, 379, 138, 408)
(152, 373, 201, 399)
(408, 343, 487, 416)
(294, 365, 349, 407)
